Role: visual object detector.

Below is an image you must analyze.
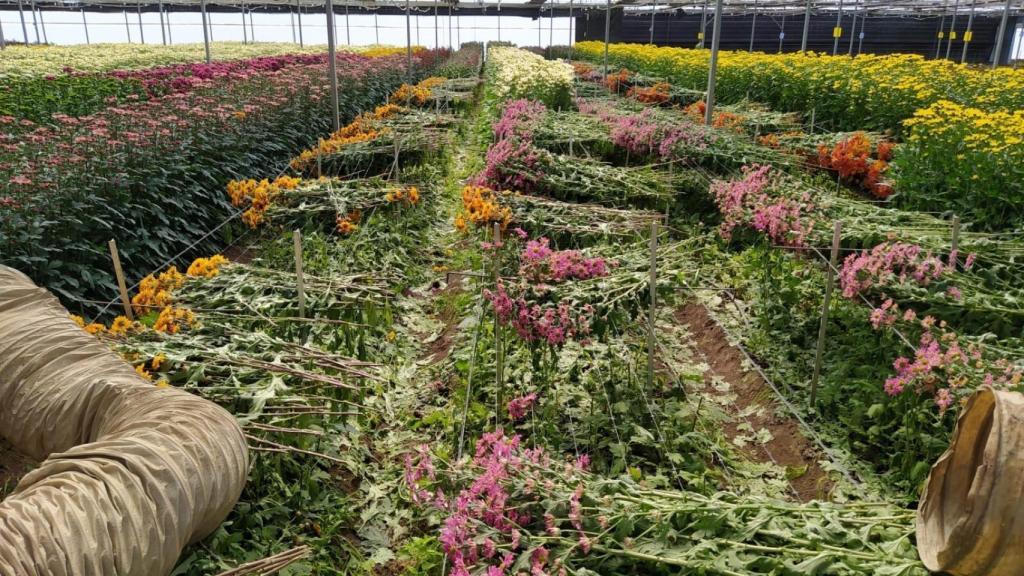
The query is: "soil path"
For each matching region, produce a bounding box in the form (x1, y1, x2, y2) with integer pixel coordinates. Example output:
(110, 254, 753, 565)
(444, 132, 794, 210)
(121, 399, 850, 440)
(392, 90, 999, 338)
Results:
(676, 302, 831, 501)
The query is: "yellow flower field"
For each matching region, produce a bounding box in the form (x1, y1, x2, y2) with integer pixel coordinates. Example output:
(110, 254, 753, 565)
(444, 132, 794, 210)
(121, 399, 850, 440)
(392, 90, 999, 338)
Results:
(575, 42, 1024, 132)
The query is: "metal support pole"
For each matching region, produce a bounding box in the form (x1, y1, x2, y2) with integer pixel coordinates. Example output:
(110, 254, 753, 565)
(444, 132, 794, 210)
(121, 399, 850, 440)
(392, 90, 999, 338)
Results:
(415, 6, 420, 46)
(82, 8, 90, 44)
(810, 221, 842, 407)
(29, 1, 39, 43)
(0, 15, 5, 49)
(498, 2, 502, 42)
(434, 0, 438, 48)
(749, 0, 757, 51)
(158, 0, 166, 44)
(945, 0, 960, 59)
(242, 3, 248, 43)
(124, 8, 131, 43)
(375, 12, 379, 45)
(200, 0, 211, 63)
(698, 0, 708, 47)
(992, 0, 1011, 68)
(297, 0, 304, 47)
(800, 0, 811, 52)
(650, 0, 656, 44)
(166, 9, 172, 43)
(344, 3, 350, 45)
(137, 2, 144, 44)
(326, 0, 340, 132)
(568, 0, 574, 59)
(549, 3, 554, 48)
(704, 0, 723, 125)
(832, 0, 843, 55)
(603, 0, 611, 73)
(961, 0, 976, 63)
(778, 14, 785, 53)
(17, 0, 28, 45)
(935, 1, 947, 59)
(848, 10, 856, 55)
(290, 7, 296, 42)
(249, 8, 255, 41)
(538, 7, 542, 46)
(36, 5, 46, 44)
(858, 21, 865, 54)
(448, 4, 453, 49)
(405, 0, 413, 80)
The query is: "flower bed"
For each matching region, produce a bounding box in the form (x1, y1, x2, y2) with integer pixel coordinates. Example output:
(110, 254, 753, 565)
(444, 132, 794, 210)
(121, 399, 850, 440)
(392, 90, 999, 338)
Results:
(0, 51, 437, 316)
(574, 42, 1024, 133)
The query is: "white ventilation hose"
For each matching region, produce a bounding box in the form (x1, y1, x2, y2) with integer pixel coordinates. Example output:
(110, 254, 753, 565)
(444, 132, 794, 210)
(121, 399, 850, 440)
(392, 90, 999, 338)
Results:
(0, 265, 249, 576)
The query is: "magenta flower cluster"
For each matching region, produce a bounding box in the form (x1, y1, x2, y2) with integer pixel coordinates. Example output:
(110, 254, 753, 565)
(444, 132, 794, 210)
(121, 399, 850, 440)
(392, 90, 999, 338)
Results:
(404, 431, 594, 576)
(494, 99, 548, 142)
(711, 164, 818, 248)
(519, 237, 610, 283)
(485, 281, 595, 347)
(576, 98, 706, 158)
(840, 241, 966, 300)
(471, 137, 546, 192)
(507, 393, 538, 420)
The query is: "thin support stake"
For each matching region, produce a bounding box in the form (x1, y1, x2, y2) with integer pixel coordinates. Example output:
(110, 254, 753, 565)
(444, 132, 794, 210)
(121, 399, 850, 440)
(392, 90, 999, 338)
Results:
(297, 0, 304, 47)
(704, 0, 723, 125)
(109, 239, 134, 321)
(951, 215, 961, 267)
(493, 223, 505, 427)
(810, 221, 842, 407)
(293, 230, 306, 318)
(647, 220, 658, 389)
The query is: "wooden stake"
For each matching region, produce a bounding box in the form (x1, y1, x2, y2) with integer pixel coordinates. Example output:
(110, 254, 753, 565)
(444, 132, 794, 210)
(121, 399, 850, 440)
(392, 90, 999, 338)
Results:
(493, 222, 504, 427)
(950, 215, 961, 269)
(108, 239, 134, 320)
(293, 230, 306, 318)
(392, 135, 400, 180)
(810, 221, 842, 407)
(647, 220, 658, 388)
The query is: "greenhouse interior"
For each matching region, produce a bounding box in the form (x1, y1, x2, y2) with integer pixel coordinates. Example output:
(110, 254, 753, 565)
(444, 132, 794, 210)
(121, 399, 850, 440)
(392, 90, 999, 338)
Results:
(1, 0, 1023, 574)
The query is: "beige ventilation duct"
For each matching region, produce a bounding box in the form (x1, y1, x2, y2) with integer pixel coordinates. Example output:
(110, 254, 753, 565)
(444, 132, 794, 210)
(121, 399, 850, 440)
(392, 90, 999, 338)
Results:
(917, 386, 1024, 576)
(0, 265, 249, 576)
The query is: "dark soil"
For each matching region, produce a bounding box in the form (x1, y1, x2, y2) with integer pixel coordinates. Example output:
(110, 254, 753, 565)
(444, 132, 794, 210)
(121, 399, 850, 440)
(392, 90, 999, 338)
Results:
(675, 302, 832, 502)
(223, 239, 258, 265)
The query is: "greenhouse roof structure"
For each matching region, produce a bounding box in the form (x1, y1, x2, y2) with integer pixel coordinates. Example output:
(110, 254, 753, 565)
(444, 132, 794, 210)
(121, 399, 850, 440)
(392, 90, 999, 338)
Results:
(2, 0, 1019, 16)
